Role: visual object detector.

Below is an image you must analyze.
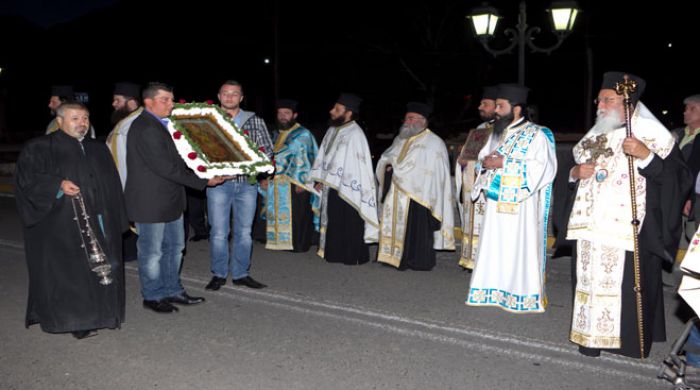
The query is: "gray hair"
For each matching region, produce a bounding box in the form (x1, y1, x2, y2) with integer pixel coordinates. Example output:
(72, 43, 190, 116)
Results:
(684, 95, 700, 105)
(56, 101, 89, 118)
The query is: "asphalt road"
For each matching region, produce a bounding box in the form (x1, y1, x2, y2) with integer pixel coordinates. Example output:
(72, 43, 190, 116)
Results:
(0, 196, 685, 389)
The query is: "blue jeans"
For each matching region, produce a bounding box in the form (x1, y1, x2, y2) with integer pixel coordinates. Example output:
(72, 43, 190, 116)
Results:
(687, 324, 700, 366)
(135, 216, 185, 301)
(207, 181, 257, 279)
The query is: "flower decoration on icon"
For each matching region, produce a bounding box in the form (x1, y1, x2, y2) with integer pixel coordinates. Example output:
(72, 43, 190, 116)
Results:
(167, 102, 274, 180)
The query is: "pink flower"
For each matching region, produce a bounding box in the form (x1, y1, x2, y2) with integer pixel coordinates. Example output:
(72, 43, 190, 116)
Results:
(187, 152, 198, 160)
(178, 99, 186, 104)
(694, 239, 699, 245)
(197, 165, 207, 172)
(206, 100, 214, 105)
(173, 131, 182, 140)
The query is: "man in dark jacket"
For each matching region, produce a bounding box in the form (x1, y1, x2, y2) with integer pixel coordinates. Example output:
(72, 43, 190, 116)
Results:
(125, 82, 224, 313)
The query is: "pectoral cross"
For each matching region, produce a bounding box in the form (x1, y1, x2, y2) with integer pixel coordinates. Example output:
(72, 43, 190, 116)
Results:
(581, 134, 614, 164)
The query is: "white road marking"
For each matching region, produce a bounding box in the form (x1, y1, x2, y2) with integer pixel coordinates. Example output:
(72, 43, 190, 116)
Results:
(0, 240, 663, 385)
(122, 264, 661, 383)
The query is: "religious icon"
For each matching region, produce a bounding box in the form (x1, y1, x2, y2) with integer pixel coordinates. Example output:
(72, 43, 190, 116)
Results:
(167, 103, 274, 179)
(458, 125, 493, 164)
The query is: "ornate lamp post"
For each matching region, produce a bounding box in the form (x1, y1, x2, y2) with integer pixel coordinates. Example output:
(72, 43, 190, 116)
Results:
(468, 0, 579, 85)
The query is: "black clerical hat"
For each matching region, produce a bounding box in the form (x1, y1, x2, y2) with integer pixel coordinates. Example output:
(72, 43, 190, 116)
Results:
(496, 84, 529, 105)
(51, 85, 74, 99)
(482, 85, 498, 100)
(337, 93, 362, 113)
(406, 102, 433, 119)
(276, 99, 299, 112)
(601, 71, 646, 106)
(114, 82, 141, 99)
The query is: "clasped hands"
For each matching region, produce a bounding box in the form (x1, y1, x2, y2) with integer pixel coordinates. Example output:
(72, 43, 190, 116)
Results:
(481, 152, 504, 169)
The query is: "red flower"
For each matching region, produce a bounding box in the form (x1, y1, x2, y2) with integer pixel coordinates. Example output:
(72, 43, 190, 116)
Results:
(173, 131, 182, 140)
(243, 130, 250, 136)
(197, 165, 207, 172)
(187, 152, 198, 160)
(206, 100, 214, 105)
(258, 146, 266, 153)
(178, 99, 186, 104)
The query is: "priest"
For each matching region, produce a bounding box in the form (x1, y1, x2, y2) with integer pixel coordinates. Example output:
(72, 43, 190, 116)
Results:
(105, 82, 142, 263)
(106, 81, 143, 188)
(455, 85, 498, 270)
(308, 93, 379, 264)
(465, 84, 557, 313)
(566, 72, 692, 358)
(15, 102, 128, 339)
(376, 102, 454, 270)
(46, 85, 74, 135)
(46, 85, 96, 138)
(261, 99, 319, 252)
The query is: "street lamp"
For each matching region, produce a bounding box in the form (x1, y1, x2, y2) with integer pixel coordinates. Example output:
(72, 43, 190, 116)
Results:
(468, 0, 579, 85)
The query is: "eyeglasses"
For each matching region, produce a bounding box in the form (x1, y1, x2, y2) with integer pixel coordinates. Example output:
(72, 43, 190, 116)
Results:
(593, 97, 621, 105)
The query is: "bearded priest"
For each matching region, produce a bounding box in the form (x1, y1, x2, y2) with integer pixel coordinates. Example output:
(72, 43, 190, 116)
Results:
(376, 102, 455, 270)
(308, 93, 379, 265)
(566, 71, 692, 358)
(261, 99, 319, 252)
(465, 84, 557, 313)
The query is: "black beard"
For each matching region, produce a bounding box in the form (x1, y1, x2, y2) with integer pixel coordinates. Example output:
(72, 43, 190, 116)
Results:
(110, 107, 132, 126)
(492, 112, 514, 138)
(328, 116, 346, 127)
(277, 119, 297, 131)
(479, 112, 495, 122)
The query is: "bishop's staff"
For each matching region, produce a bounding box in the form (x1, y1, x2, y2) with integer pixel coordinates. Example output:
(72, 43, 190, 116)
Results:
(615, 74, 645, 359)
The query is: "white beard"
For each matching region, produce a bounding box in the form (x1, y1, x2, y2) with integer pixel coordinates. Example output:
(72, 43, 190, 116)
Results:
(398, 123, 424, 139)
(590, 108, 624, 135)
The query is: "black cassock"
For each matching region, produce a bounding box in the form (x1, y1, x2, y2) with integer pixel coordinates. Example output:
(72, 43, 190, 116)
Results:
(289, 187, 317, 252)
(567, 146, 693, 358)
(381, 169, 440, 270)
(15, 131, 128, 334)
(324, 188, 369, 264)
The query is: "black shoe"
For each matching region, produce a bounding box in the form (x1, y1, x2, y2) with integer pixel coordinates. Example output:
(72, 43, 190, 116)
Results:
(189, 233, 209, 242)
(578, 346, 601, 357)
(166, 292, 205, 305)
(232, 276, 267, 289)
(71, 330, 97, 339)
(205, 276, 226, 291)
(143, 299, 179, 313)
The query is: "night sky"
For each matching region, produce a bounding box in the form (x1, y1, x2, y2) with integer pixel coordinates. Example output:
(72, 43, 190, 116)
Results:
(0, 0, 697, 146)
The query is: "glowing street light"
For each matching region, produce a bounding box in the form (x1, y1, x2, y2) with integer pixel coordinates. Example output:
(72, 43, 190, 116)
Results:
(467, 1, 579, 85)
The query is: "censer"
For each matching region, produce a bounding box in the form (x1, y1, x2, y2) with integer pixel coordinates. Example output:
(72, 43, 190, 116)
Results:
(70, 193, 113, 285)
